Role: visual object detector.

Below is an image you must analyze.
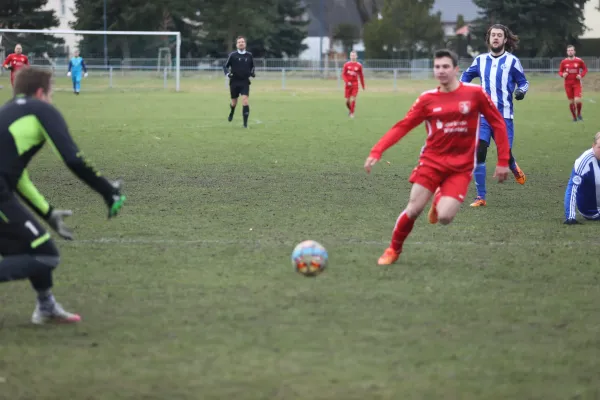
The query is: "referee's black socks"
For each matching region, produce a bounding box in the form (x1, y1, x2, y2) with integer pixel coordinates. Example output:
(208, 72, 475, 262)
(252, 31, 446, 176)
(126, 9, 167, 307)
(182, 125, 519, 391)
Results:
(243, 105, 250, 127)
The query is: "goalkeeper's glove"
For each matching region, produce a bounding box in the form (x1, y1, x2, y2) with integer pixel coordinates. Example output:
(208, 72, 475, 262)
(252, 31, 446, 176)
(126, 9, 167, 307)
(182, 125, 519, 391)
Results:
(4, 64, 12, 71)
(84, 72, 88, 78)
(227, 72, 233, 78)
(106, 179, 126, 219)
(45, 208, 74, 240)
(563, 218, 581, 225)
(514, 89, 525, 100)
(250, 72, 255, 78)
(67, 71, 71, 77)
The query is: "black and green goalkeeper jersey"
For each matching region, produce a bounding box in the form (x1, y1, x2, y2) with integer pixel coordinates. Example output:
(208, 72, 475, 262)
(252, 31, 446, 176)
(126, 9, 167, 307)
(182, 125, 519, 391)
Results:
(0, 96, 116, 218)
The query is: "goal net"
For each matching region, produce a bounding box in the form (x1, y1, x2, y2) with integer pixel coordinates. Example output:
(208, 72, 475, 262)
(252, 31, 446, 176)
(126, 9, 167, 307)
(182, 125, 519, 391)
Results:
(0, 29, 181, 92)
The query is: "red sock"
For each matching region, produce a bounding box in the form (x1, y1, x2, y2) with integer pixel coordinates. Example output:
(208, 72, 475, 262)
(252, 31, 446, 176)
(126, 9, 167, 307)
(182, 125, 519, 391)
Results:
(390, 210, 415, 252)
(570, 103, 577, 118)
(350, 101, 356, 114)
(577, 102, 582, 116)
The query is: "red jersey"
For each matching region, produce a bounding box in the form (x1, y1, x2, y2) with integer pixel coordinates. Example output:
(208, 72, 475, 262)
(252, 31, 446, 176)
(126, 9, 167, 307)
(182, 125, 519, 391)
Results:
(370, 82, 510, 172)
(559, 57, 587, 83)
(3, 53, 29, 78)
(342, 61, 365, 88)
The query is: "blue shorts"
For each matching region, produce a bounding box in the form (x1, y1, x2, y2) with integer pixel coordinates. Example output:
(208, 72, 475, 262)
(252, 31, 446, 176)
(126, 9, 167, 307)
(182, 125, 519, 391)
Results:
(479, 116, 514, 148)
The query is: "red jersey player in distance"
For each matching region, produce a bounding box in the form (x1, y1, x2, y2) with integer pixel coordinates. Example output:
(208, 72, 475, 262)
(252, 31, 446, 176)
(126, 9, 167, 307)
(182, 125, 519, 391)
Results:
(342, 51, 365, 118)
(2, 44, 29, 88)
(364, 49, 510, 266)
(559, 45, 588, 121)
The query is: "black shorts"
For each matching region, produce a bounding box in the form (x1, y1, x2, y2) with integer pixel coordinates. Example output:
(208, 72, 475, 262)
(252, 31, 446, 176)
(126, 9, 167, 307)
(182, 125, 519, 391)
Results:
(0, 188, 57, 256)
(230, 81, 250, 99)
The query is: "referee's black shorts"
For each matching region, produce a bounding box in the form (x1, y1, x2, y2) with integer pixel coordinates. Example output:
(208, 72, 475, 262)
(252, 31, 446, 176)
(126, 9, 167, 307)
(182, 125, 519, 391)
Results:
(0, 179, 58, 257)
(230, 80, 250, 99)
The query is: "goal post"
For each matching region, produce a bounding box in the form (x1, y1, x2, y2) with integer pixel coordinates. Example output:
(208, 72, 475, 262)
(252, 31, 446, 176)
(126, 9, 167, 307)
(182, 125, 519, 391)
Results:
(0, 29, 182, 92)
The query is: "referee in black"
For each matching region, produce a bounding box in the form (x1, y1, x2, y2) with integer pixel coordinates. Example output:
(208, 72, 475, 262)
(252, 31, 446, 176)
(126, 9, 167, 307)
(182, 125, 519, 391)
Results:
(223, 36, 255, 128)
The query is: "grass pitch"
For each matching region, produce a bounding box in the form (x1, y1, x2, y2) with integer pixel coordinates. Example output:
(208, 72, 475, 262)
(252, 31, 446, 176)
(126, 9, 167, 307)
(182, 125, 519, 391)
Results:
(1, 75, 600, 400)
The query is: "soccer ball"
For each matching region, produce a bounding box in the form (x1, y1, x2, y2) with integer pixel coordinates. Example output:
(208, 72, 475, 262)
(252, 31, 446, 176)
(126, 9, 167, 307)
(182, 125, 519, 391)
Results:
(291, 240, 328, 277)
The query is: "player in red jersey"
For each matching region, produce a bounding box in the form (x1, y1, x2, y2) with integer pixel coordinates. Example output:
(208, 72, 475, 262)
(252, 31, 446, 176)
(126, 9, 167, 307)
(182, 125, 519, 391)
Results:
(2, 44, 29, 88)
(559, 45, 588, 121)
(342, 51, 365, 118)
(364, 49, 510, 265)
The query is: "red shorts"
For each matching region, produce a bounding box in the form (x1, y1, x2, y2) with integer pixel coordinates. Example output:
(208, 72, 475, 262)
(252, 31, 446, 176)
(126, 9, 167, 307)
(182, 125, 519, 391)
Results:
(409, 163, 472, 203)
(344, 84, 359, 98)
(565, 82, 582, 99)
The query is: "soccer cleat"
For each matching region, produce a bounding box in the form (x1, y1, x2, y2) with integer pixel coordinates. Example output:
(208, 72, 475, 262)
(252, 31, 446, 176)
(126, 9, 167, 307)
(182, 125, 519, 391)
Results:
(573, 117, 578, 122)
(428, 188, 440, 224)
(512, 163, 526, 185)
(228, 114, 233, 122)
(31, 303, 81, 325)
(377, 248, 399, 265)
(578, 115, 583, 121)
(349, 113, 355, 119)
(470, 197, 487, 207)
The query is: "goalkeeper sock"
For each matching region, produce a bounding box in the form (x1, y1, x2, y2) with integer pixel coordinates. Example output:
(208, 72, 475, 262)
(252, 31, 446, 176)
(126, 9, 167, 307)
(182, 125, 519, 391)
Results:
(570, 103, 577, 119)
(577, 102, 582, 116)
(390, 210, 415, 253)
(473, 163, 487, 199)
(242, 105, 249, 127)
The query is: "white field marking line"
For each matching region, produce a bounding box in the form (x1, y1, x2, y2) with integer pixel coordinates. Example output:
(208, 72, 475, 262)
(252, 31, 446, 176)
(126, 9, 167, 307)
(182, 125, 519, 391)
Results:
(63, 237, 597, 247)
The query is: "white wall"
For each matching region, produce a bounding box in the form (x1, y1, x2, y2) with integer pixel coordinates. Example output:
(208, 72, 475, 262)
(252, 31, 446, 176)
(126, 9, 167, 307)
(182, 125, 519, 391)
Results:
(582, 1, 600, 39)
(42, 0, 80, 51)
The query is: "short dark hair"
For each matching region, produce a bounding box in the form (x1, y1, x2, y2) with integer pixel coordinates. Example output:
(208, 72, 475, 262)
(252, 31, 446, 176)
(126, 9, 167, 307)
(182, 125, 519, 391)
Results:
(433, 49, 459, 67)
(13, 67, 52, 97)
(567, 44, 575, 49)
(486, 24, 519, 52)
(236, 36, 246, 41)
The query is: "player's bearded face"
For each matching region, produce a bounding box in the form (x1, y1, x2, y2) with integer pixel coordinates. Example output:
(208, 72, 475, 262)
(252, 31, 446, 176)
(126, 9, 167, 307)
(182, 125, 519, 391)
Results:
(567, 48, 575, 58)
(488, 29, 506, 53)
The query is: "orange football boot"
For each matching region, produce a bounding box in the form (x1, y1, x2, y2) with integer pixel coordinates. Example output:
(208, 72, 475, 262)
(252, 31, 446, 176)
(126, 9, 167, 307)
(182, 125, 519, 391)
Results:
(513, 163, 526, 185)
(470, 197, 487, 207)
(377, 248, 400, 265)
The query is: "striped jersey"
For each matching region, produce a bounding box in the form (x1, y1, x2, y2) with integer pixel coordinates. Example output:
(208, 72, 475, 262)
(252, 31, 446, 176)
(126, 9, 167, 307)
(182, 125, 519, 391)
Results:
(460, 52, 529, 119)
(564, 148, 600, 220)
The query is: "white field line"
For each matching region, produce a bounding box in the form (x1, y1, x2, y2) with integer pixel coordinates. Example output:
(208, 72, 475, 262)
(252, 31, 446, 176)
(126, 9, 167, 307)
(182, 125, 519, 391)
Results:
(63, 237, 596, 247)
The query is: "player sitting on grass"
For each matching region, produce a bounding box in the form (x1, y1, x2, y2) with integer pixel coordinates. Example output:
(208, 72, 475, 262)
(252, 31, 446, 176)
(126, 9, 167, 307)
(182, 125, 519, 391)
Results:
(564, 132, 600, 224)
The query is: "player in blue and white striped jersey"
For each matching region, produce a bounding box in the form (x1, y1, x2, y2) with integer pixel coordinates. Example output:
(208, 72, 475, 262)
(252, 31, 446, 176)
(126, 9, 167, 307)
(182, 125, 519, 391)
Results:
(564, 132, 600, 224)
(461, 24, 529, 207)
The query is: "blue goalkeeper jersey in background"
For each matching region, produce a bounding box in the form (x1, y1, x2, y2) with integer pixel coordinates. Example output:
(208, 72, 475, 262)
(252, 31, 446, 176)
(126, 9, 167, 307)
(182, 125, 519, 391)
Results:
(564, 149, 600, 220)
(460, 52, 529, 119)
(68, 56, 87, 76)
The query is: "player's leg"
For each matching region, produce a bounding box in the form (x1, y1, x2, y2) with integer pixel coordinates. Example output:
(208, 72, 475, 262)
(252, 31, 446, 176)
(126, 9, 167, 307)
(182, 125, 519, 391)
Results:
(349, 86, 359, 117)
(503, 119, 526, 184)
(0, 193, 80, 324)
(240, 84, 250, 128)
(471, 119, 491, 206)
(565, 85, 577, 121)
(377, 165, 439, 265)
(228, 84, 240, 122)
(574, 83, 583, 120)
(431, 171, 471, 225)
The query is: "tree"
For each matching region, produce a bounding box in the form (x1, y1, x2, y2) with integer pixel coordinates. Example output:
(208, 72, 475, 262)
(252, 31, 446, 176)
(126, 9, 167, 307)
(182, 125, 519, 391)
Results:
(363, 0, 444, 59)
(453, 14, 468, 57)
(471, 0, 590, 57)
(0, 0, 64, 56)
(333, 23, 360, 55)
(196, 0, 308, 58)
(72, 0, 200, 59)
